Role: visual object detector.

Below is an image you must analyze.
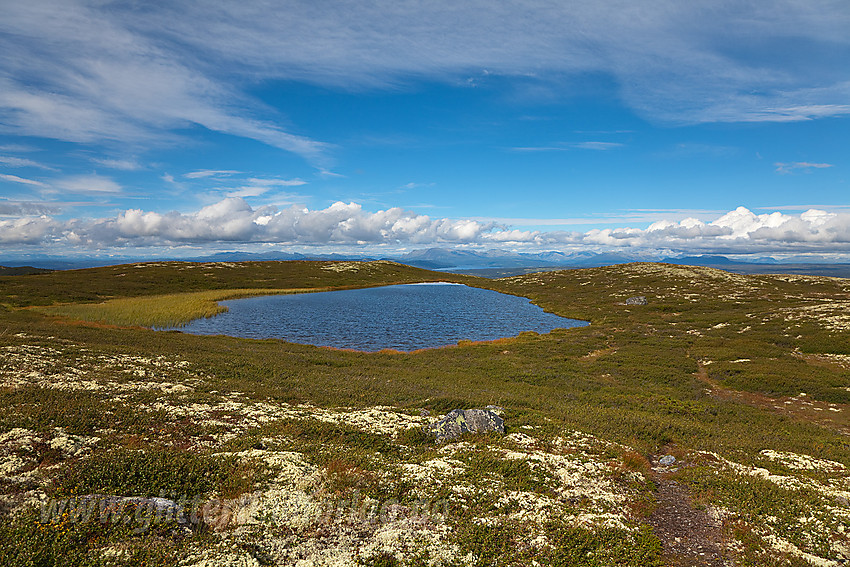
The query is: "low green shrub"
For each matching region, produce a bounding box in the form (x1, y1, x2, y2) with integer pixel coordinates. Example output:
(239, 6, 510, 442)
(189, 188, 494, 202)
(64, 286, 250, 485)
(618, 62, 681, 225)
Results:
(54, 449, 252, 499)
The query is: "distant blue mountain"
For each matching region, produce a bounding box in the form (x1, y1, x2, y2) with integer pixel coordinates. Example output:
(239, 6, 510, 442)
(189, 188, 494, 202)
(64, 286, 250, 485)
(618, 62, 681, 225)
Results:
(662, 255, 779, 265)
(3, 248, 849, 276)
(394, 248, 657, 269)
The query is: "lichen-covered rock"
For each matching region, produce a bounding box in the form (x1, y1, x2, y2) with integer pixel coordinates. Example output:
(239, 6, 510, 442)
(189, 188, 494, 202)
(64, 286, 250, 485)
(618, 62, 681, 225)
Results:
(625, 296, 648, 305)
(431, 409, 505, 443)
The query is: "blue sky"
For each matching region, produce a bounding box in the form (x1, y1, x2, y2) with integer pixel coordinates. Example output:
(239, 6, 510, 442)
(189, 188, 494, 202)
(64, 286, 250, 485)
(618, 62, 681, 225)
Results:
(1, 1, 849, 260)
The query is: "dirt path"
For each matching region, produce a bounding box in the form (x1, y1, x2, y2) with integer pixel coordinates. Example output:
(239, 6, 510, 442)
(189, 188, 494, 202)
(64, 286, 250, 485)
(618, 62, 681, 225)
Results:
(648, 456, 732, 566)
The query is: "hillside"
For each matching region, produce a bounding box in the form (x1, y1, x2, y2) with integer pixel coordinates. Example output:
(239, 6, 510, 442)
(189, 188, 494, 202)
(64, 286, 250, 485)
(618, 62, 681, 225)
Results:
(0, 261, 848, 566)
(0, 266, 52, 277)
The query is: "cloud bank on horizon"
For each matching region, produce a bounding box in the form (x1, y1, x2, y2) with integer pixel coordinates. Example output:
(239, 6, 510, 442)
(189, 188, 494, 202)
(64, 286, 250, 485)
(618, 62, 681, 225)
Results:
(1, 1, 848, 259)
(3, 201, 850, 257)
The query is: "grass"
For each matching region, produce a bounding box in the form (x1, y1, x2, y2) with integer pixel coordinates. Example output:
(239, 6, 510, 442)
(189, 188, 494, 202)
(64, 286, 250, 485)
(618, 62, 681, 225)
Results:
(1, 260, 850, 565)
(34, 288, 327, 328)
(0, 259, 467, 307)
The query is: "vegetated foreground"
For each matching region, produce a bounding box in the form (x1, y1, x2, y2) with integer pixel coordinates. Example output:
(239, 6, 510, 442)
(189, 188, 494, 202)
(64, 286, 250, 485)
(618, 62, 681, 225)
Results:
(0, 259, 848, 566)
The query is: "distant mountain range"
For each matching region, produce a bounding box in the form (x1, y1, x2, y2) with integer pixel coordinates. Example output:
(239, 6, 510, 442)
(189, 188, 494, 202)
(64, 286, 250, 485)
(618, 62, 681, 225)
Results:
(391, 248, 658, 270)
(3, 248, 850, 278)
(0, 248, 671, 271)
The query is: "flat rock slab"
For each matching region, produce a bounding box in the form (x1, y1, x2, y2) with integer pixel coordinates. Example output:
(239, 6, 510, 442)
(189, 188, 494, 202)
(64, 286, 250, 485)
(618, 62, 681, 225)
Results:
(625, 296, 648, 305)
(432, 408, 505, 443)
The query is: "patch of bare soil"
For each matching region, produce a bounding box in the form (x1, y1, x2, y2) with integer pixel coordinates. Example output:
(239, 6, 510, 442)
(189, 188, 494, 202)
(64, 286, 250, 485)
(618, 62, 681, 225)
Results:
(649, 457, 733, 567)
(694, 363, 850, 436)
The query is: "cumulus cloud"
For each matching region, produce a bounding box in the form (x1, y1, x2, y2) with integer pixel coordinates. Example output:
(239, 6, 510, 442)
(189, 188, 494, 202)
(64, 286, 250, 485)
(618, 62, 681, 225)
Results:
(568, 206, 850, 252)
(0, 215, 59, 244)
(3, 202, 850, 254)
(111, 198, 262, 242)
(0, 198, 501, 247)
(494, 207, 850, 253)
(259, 202, 495, 245)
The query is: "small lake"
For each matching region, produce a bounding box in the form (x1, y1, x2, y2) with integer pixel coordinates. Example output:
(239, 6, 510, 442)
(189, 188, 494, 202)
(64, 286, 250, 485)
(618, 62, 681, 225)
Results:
(172, 283, 587, 352)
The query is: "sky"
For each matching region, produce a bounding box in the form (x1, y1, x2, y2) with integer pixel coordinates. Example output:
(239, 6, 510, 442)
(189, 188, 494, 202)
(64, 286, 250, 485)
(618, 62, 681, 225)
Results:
(1, 0, 849, 261)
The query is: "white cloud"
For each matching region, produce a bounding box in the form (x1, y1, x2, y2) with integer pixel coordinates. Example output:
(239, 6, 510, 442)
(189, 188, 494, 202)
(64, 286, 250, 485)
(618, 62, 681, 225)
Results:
(226, 187, 270, 198)
(91, 157, 143, 171)
(113, 197, 263, 242)
(513, 206, 850, 253)
(573, 206, 850, 252)
(755, 204, 850, 212)
(572, 142, 624, 151)
(0, 173, 48, 187)
(0, 0, 847, 176)
(54, 174, 122, 194)
(3, 203, 850, 254)
(510, 147, 571, 153)
(0, 198, 499, 247)
(245, 178, 307, 187)
(0, 215, 58, 244)
(0, 144, 39, 153)
(0, 155, 55, 170)
(0, 201, 60, 216)
(224, 178, 307, 198)
(140, 1, 850, 124)
(184, 170, 242, 179)
(0, 2, 327, 161)
(511, 141, 625, 152)
(775, 161, 834, 174)
(472, 209, 728, 226)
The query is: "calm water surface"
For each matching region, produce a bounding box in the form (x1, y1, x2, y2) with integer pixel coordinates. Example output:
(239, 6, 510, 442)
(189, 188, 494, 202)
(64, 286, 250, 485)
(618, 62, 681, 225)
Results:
(173, 283, 587, 351)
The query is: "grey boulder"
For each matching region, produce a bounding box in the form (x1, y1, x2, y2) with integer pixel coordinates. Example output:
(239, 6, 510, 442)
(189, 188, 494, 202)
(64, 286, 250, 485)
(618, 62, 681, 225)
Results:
(432, 408, 505, 443)
(659, 455, 676, 466)
(625, 296, 648, 305)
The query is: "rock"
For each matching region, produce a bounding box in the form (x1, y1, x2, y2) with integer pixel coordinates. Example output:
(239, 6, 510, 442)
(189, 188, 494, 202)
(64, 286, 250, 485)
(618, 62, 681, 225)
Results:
(625, 296, 648, 305)
(431, 409, 505, 443)
(659, 455, 676, 466)
(419, 408, 431, 417)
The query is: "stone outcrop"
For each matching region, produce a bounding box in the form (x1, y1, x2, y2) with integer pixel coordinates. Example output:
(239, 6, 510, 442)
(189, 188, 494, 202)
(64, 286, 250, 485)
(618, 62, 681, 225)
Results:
(625, 296, 648, 305)
(431, 408, 505, 443)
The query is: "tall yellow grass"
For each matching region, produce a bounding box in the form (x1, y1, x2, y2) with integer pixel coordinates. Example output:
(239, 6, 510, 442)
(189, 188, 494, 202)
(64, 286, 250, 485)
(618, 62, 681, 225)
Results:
(37, 288, 324, 328)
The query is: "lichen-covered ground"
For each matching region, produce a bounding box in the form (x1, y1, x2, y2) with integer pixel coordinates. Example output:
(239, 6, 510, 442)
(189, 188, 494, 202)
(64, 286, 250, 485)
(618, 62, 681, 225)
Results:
(1, 260, 849, 566)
